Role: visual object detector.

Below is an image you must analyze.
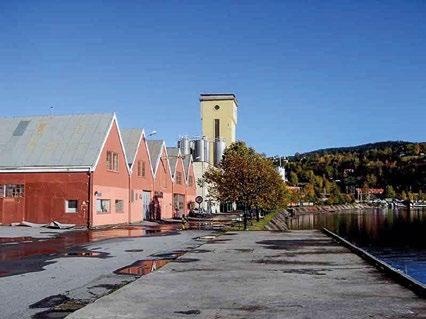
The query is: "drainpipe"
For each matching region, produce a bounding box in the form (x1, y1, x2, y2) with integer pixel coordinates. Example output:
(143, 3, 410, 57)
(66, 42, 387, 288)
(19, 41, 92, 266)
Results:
(88, 172, 93, 229)
(128, 171, 131, 225)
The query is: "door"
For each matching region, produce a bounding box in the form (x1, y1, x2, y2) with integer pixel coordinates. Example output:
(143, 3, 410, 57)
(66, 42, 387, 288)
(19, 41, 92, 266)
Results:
(173, 194, 185, 218)
(142, 191, 151, 220)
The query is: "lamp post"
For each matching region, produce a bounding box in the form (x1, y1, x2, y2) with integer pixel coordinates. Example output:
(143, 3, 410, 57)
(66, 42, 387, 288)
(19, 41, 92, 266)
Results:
(195, 156, 205, 213)
(147, 130, 157, 137)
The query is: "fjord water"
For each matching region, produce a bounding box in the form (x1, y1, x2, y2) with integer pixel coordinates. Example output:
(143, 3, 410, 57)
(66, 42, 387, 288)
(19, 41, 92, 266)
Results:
(288, 208, 426, 284)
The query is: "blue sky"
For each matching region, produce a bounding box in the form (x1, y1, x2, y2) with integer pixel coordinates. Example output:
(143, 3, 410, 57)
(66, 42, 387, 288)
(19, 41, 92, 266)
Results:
(1, 1, 425, 156)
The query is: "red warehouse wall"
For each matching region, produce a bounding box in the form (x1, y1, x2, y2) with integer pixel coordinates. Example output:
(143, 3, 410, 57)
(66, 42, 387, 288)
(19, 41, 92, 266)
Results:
(152, 146, 173, 219)
(129, 137, 154, 223)
(0, 172, 89, 226)
(92, 120, 130, 227)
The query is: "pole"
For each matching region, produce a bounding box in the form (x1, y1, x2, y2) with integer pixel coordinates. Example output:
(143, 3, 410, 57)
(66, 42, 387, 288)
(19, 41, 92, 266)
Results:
(201, 162, 204, 213)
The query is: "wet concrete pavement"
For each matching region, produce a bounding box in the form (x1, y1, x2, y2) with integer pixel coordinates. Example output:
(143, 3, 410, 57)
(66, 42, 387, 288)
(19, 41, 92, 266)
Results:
(69, 230, 426, 319)
(0, 225, 211, 318)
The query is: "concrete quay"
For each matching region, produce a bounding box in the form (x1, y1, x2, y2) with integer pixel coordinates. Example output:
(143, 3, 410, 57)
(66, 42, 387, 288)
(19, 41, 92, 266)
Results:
(70, 230, 426, 319)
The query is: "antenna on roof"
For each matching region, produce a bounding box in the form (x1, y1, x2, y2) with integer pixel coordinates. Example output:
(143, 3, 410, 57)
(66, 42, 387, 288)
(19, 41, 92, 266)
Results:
(49, 106, 54, 116)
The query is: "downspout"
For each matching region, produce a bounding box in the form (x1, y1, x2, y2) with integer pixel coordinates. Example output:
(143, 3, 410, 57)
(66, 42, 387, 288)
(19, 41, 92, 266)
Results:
(88, 171, 93, 229)
(128, 168, 131, 225)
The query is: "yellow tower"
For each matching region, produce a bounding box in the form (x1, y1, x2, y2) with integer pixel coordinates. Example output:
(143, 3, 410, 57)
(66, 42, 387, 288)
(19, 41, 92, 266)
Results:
(200, 93, 238, 164)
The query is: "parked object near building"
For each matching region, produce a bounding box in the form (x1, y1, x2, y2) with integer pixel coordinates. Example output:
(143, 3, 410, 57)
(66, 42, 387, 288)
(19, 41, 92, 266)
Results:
(147, 140, 173, 220)
(0, 113, 130, 227)
(122, 128, 154, 223)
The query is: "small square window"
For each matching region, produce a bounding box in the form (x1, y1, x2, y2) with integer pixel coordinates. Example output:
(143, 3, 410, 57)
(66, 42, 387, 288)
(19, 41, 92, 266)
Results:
(115, 200, 124, 213)
(176, 172, 182, 185)
(65, 200, 78, 213)
(106, 151, 119, 172)
(96, 199, 111, 213)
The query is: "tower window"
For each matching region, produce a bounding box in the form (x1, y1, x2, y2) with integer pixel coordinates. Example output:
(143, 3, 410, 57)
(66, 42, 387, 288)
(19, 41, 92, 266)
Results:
(214, 119, 220, 139)
(214, 105, 220, 110)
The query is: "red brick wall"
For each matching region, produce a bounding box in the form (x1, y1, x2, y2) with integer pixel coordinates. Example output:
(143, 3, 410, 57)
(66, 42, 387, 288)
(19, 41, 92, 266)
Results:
(0, 172, 89, 225)
(92, 120, 130, 227)
(153, 146, 173, 219)
(129, 137, 154, 223)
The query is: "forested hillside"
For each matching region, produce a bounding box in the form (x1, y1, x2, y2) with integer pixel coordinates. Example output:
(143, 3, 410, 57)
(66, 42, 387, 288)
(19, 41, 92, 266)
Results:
(272, 141, 426, 203)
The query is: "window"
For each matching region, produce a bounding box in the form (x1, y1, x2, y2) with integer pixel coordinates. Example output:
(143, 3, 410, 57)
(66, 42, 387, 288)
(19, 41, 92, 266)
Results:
(137, 160, 146, 177)
(115, 200, 124, 213)
(176, 172, 182, 185)
(214, 105, 220, 110)
(65, 200, 78, 213)
(106, 151, 119, 171)
(188, 176, 194, 187)
(0, 184, 24, 198)
(96, 199, 111, 213)
(214, 119, 220, 139)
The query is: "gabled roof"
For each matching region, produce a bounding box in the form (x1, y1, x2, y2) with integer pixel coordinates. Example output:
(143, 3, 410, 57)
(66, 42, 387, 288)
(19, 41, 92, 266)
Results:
(166, 147, 180, 176)
(182, 154, 193, 183)
(146, 140, 168, 176)
(0, 113, 115, 171)
(121, 128, 144, 168)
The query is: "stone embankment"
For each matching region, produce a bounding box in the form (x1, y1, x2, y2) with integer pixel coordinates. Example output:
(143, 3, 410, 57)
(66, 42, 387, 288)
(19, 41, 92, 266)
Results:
(265, 203, 372, 231)
(290, 203, 371, 215)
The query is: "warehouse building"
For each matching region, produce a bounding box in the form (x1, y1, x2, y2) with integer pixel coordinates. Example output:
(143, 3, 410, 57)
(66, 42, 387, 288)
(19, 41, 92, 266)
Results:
(0, 113, 197, 227)
(0, 113, 130, 227)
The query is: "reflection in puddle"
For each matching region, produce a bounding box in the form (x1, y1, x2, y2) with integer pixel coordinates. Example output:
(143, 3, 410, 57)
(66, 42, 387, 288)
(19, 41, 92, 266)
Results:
(114, 259, 171, 276)
(115, 249, 194, 276)
(0, 236, 33, 244)
(0, 225, 180, 277)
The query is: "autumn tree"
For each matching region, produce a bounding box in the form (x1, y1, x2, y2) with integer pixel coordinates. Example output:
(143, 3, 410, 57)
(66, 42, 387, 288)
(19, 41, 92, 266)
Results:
(203, 141, 289, 228)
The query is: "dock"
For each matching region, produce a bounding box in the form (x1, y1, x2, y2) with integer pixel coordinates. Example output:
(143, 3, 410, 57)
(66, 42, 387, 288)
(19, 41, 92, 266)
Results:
(69, 230, 425, 318)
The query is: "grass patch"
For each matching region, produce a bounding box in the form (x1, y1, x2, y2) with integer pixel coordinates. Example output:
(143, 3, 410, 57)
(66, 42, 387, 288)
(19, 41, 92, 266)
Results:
(248, 210, 281, 231)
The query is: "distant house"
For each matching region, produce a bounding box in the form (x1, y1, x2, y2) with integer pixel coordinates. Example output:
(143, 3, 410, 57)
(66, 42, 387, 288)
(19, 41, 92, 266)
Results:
(355, 188, 384, 201)
(0, 113, 130, 227)
(147, 140, 173, 220)
(122, 128, 154, 223)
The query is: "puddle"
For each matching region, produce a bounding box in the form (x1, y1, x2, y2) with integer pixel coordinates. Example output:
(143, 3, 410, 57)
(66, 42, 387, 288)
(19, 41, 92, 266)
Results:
(171, 258, 199, 263)
(239, 305, 265, 312)
(29, 295, 70, 309)
(31, 299, 87, 319)
(32, 309, 72, 319)
(191, 249, 211, 254)
(234, 248, 254, 253)
(0, 236, 34, 244)
(125, 249, 144, 252)
(281, 268, 331, 275)
(196, 235, 217, 241)
(114, 259, 171, 276)
(256, 239, 339, 250)
(150, 251, 186, 259)
(253, 259, 333, 266)
(64, 251, 109, 258)
(0, 225, 179, 277)
(174, 309, 201, 315)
